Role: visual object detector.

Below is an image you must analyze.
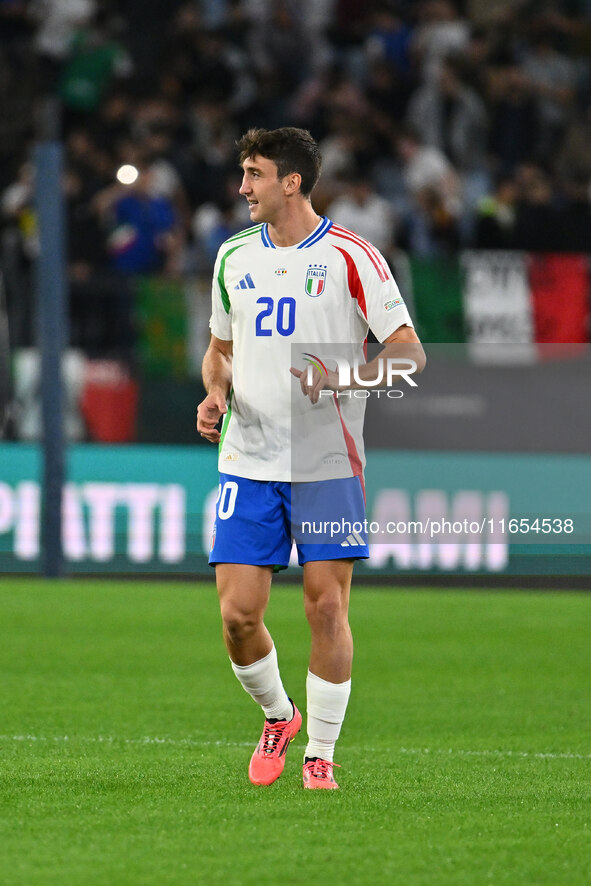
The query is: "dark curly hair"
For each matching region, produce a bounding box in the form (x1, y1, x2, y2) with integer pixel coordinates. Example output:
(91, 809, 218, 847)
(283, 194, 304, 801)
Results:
(237, 127, 322, 197)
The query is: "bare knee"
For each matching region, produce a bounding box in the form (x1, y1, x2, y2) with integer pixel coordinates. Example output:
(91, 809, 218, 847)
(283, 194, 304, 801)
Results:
(220, 600, 264, 646)
(216, 564, 272, 650)
(304, 589, 348, 638)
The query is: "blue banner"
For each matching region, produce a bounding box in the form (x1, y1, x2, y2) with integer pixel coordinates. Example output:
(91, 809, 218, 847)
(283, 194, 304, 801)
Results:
(0, 444, 590, 575)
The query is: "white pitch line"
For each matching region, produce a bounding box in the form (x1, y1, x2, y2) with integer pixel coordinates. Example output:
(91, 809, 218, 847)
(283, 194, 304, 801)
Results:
(0, 734, 254, 749)
(0, 734, 589, 760)
(397, 746, 591, 762)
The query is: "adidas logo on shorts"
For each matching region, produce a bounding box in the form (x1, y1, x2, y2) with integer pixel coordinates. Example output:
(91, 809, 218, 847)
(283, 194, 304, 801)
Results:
(340, 530, 365, 547)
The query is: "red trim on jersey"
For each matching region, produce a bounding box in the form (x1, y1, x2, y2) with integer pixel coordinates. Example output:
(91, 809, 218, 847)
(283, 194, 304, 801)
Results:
(333, 245, 368, 319)
(332, 395, 365, 497)
(329, 225, 389, 282)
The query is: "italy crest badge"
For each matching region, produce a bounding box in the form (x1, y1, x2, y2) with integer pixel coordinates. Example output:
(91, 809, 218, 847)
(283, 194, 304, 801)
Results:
(305, 264, 327, 297)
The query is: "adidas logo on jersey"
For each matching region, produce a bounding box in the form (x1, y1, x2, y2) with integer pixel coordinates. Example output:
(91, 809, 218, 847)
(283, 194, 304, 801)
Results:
(234, 273, 255, 290)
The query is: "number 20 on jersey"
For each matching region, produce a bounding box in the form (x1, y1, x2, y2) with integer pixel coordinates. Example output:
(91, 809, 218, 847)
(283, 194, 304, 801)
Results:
(255, 296, 296, 336)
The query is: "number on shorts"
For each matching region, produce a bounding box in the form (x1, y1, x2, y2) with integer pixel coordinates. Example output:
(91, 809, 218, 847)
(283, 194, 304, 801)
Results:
(218, 480, 238, 520)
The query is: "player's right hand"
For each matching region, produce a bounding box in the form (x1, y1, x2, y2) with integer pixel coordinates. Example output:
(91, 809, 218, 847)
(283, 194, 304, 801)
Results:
(196, 391, 228, 443)
(290, 365, 340, 404)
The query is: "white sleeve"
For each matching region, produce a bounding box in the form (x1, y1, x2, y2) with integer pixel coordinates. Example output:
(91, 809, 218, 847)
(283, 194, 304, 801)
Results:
(209, 248, 233, 341)
(360, 246, 414, 343)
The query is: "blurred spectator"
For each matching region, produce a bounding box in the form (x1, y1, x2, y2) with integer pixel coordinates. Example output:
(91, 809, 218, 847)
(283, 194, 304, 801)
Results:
(511, 163, 566, 252)
(90, 90, 133, 151)
(326, 0, 375, 53)
(66, 126, 112, 193)
(326, 166, 398, 256)
(519, 29, 577, 163)
(118, 0, 186, 89)
(247, 0, 319, 90)
(474, 177, 518, 249)
(58, 8, 132, 117)
(365, 58, 412, 140)
(487, 64, 540, 177)
(406, 55, 489, 172)
(465, 0, 518, 27)
(193, 187, 249, 267)
(161, 19, 255, 114)
(0, 20, 36, 187)
(364, 5, 415, 79)
(454, 25, 494, 98)
(412, 0, 470, 83)
(31, 0, 97, 86)
(1, 161, 36, 347)
(0, 0, 35, 70)
(200, 0, 230, 30)
(556, 99, 591, 203)
(123, 100, 192, 231)
(406, 54, 490, 235)
(316, 115, 377, 206)
(512, 160, 591, 253)
(395, 125, 462, 254)
(291, 62, 370, 141)
(65, 165, 135, 356)
(93, 161, 184, 276)
(1, 161, 36, 259)
(186, 95, 241, 205)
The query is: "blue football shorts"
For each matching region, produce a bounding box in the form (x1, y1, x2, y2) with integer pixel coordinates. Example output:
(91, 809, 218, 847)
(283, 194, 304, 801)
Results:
(209, 472, 370, 569)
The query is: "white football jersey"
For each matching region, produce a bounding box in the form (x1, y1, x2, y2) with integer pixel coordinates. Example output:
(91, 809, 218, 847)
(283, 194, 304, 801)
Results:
(209, 216, 414, 481)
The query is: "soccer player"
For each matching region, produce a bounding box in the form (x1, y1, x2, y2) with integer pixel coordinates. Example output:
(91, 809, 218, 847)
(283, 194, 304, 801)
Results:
(196, 127, 424, 789)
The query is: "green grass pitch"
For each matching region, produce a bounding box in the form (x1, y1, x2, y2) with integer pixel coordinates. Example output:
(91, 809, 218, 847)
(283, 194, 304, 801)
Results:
(1, 578, 590, 886)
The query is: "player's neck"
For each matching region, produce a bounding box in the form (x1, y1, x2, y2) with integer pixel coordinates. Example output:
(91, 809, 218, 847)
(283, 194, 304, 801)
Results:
(266, 201, 322, 248)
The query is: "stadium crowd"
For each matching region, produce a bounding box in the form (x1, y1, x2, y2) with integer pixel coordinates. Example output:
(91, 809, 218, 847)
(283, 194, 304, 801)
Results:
(2, 0, 591, 357)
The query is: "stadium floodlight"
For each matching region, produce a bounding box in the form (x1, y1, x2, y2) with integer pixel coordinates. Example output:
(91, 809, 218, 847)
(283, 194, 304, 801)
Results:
(116, 164, 139, 185)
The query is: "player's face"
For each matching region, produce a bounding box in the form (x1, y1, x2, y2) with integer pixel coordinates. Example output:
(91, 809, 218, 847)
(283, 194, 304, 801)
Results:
(239, 155, 286, 224)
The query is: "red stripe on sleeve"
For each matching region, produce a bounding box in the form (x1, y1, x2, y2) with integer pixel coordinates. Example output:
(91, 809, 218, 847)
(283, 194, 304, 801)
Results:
(332, 245, 368, 319)
(330, 225, 389, 282)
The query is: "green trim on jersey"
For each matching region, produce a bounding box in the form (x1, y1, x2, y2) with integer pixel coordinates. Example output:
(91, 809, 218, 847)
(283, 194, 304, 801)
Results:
(225, 224, 263, 245)
(218, 388, 233, 451)
(217, 244, 245, 314)
(218, 227, 262, 312)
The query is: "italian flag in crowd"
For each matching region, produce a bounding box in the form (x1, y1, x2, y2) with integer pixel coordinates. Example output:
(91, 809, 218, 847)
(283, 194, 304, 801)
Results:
(407, 252, 589, 355)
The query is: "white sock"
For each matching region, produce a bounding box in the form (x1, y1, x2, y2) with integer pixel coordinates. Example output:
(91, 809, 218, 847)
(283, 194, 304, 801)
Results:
(231, 646, 293, 721)
(305, 670, 351, 762)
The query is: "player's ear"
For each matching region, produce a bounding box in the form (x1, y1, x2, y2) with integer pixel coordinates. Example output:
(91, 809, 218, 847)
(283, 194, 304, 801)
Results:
(284, 172, 301, 195)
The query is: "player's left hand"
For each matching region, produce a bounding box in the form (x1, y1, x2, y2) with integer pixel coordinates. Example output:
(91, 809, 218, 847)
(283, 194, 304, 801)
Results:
(289, 366, 339, 405)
